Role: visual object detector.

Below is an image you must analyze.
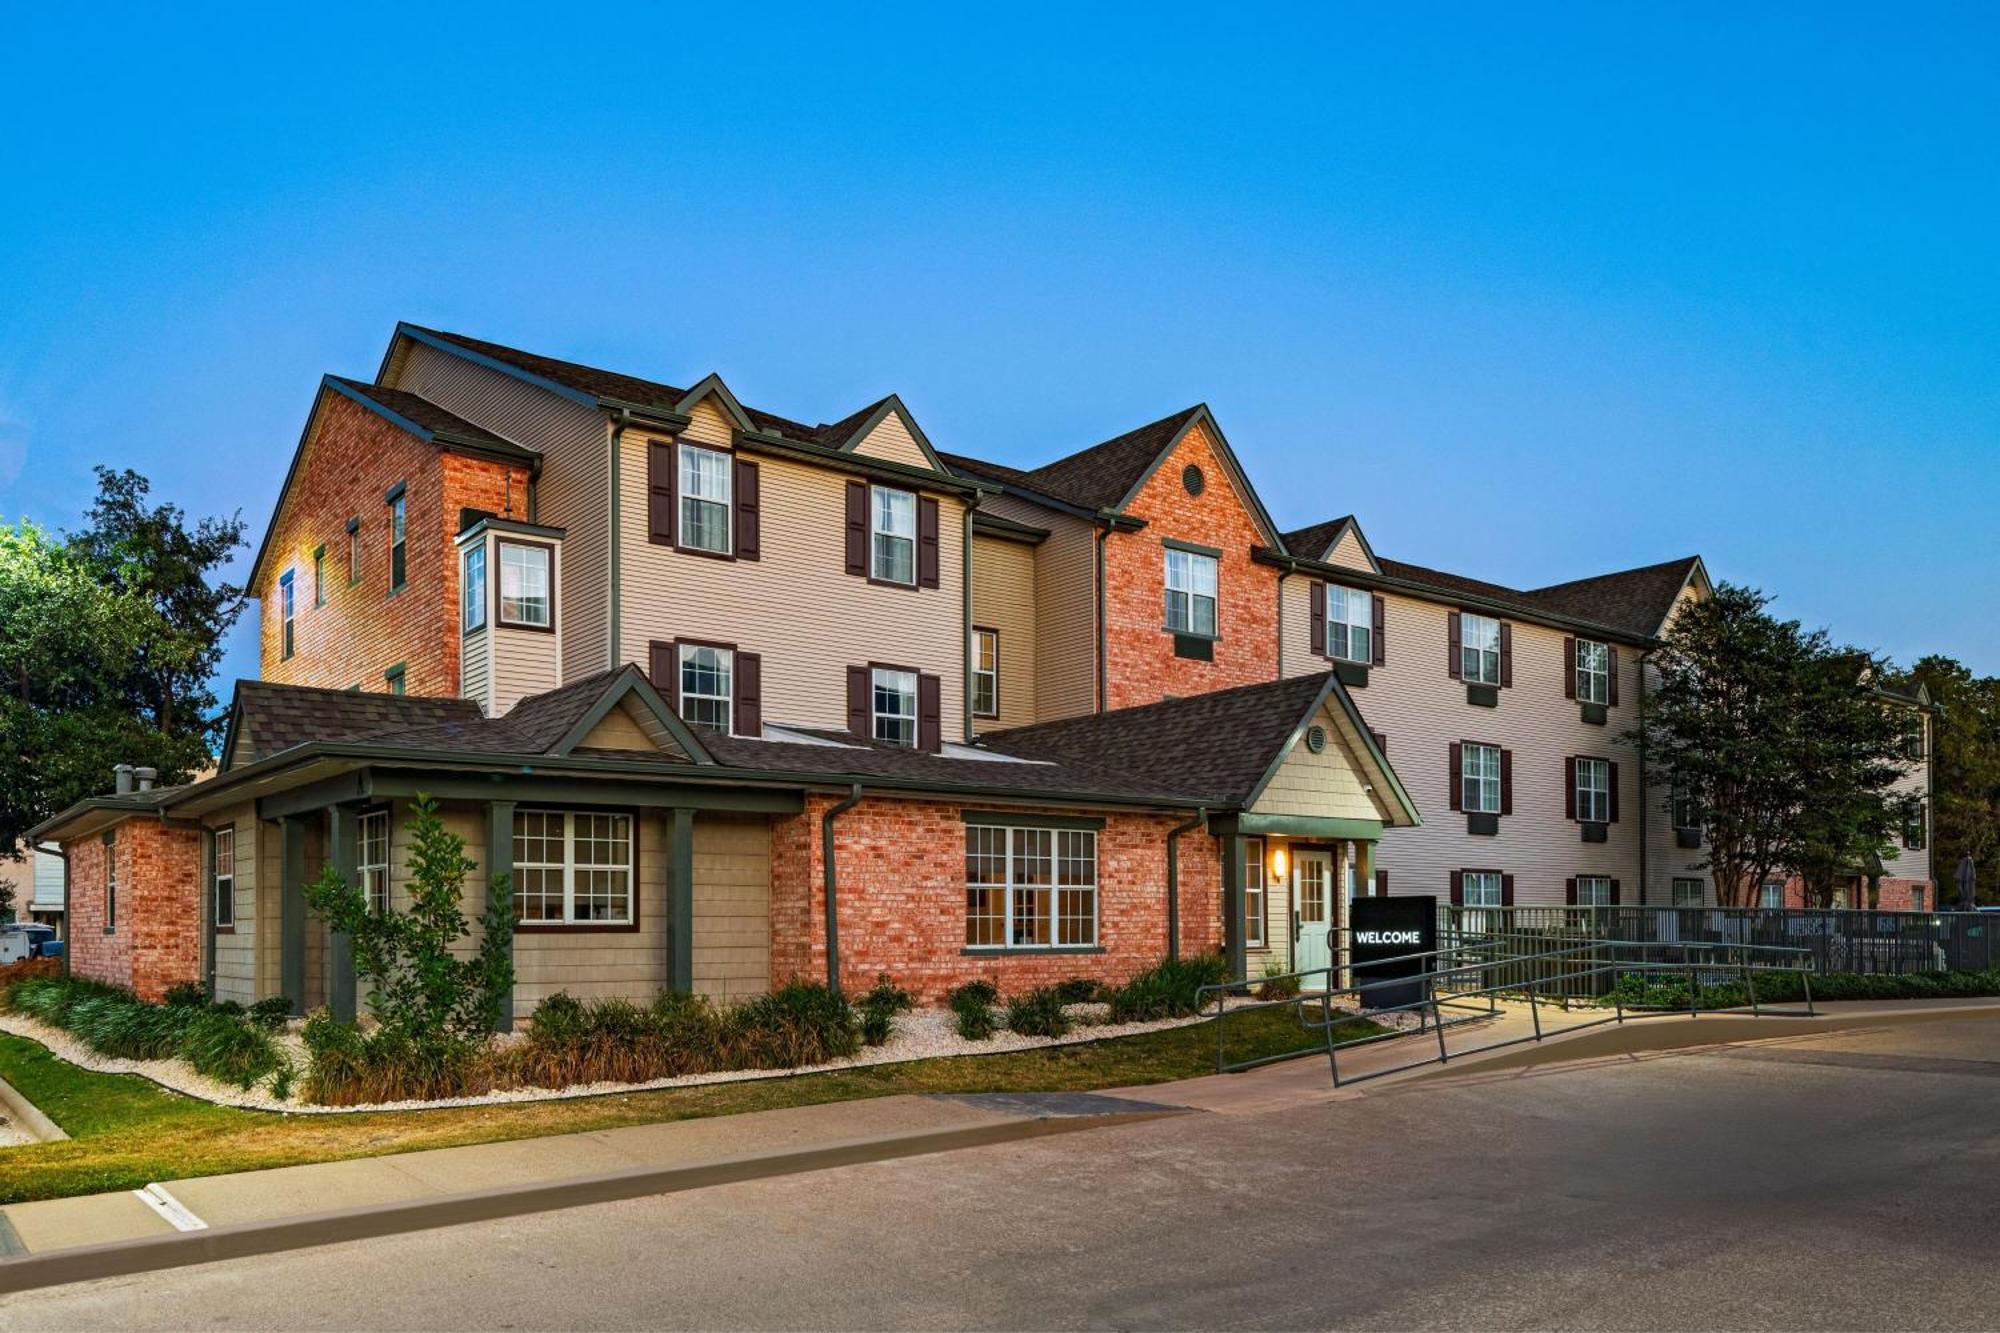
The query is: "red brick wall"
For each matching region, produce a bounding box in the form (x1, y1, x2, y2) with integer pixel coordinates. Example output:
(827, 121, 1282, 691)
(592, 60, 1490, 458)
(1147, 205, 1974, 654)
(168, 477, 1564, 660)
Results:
(1102, 420, 1279, 710)
(257, 390, 530, 699)
(770, 794, 1221, 1002)
(61, 821, 204, 1001)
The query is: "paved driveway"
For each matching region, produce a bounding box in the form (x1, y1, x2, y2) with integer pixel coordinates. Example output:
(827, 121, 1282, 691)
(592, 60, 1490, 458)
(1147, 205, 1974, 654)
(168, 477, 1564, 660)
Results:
(11, 1017, 2000, 1330)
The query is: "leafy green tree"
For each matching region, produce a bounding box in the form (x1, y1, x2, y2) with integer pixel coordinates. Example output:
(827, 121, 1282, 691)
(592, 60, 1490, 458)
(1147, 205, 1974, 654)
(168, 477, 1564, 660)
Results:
(1909, 655, 2000, 904)
(1789, 654, 1907, 908)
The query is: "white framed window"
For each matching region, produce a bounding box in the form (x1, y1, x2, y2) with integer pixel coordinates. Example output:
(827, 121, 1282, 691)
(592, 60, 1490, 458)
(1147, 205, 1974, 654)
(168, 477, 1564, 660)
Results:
(313, 546, 326, 608)
(1671, 785, 1701, 831)
(1576, 757, 1610, 824)
(498, 541, 552, 628)
(1326, 585, 1372, 663)
(1462, 870, 1504, 908)
(1462, 742, 1501, 814)
(679, 644, 733, 734)
(1902, 798, 1928, 850)
(679, 445, 732, 554)
(279, 571, 296, 660)
(971, 629, 999, 719)
(871, 486, 916, 584)
(347, 521, 362, 586)
(872, 667, 917, 747)
(1759, 880, 1784, 909)
(964, 824, 1098, 949)
(1576, 639, 1609, 705)
(1673, 878, 1705, 908)
(462, 543, 487, 632)
(512, 810, 634, 925)
(212, 827, 235, 929)
(1164, 547, 1218, 636)
(1575, 875, 1613, 907)
(387, 491, 407, 591)
(103, 834, 116, 933)
(1460, 613, 1501, 684)
(1912, 886, 1927, 913)
(359, 810, 391, 913)
(1244, 837, 1266, 949)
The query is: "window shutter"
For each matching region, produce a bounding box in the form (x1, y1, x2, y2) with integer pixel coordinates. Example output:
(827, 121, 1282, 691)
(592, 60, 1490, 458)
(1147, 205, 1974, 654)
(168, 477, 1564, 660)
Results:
(649, 640, 678, 712)
(1499, 622, 1513, 687)
(1372, 594, 1386, 666)
(1375, 868, 1387, 895)
(1607, 647, 1620, 706)
(1563, 637, 1576, 699)
(844, 481, 868, 576)
(734, 459, 761, 561)
(1501, 873, 1515, 906)
(1447, 612, 1462, 679)
(917, 496, 941, 588)
(1565, 876, 1578, 906)
(846, 665, 869, 737)
(918, 672, 942, 752)
(1610, 878, 1622, 906)
(1564, 756, 1577, 820)
(1449, 870, 1463, 907)
(734, 651, 762, 737)
(1500, 748, 1513, 816)
(1608, 760, 1620, 823)
(647, 440, 675, 546)
(1448, 742, 1463, 812)
(1309, 582, 1326, 657)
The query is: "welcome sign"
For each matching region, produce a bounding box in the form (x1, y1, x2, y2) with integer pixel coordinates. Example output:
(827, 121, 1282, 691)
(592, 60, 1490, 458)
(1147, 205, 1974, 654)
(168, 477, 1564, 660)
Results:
(1349, 894, 1437, 1012)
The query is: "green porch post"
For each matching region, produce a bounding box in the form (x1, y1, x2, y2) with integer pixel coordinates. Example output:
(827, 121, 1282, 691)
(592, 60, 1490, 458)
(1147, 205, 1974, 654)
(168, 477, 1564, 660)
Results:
(486, 800, 516, 1032)
(1221, 829, 1248, 983)
(668, 807, 694, 993)
(280, 815, 308, 1015)
(326, 805, 359, 1022)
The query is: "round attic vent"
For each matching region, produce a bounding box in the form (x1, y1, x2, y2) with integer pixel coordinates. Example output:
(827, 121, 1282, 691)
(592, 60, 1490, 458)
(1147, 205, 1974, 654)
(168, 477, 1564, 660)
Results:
(1182, 464, 1205, 496)
(1306, 725, 1327, 754)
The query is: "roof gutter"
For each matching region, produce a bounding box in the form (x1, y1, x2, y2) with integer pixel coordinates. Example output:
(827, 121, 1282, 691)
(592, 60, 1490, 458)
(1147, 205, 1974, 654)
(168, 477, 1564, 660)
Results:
(822, 783, 864, 992)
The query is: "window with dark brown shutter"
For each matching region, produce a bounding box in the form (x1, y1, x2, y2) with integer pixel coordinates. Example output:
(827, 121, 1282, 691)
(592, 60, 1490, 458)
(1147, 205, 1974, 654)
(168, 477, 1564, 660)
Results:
(1499, 748, 1513, 816)
(1309, 582, 1326, 656)
(1608, 760, 1620, 822)
(734, 651, 762, 737)
(918, 673, 942, 752)
(1501, 873, 1515, 906)
(1448, 741, 1462, 811)
(647, 440, 675, 546)
(1375, 868, 1388, 895)
(1371, 594, 1385, 666)
(649, 640, 678, 712)
(1565, 876, 1578, 906)
(1564, 756, 1577, 820)
(1563, 637, 1577, 699)
(1610, 878, 1622, 905)
(844, 481, 868, 576)
(1607, 647, 1620, 706)
(1449, 869, 1463, 906)
(846, 665, 869, 737)
(1498, 622, 1513, 687)
(1447, 611, 1462, 679)
(734, 459, 760, 561)
(917, 496, 940, 588)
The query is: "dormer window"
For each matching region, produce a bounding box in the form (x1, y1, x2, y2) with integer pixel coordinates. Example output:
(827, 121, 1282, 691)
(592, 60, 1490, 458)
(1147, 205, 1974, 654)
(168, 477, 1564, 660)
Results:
(498, 540, 552, 629)
(678, 445, 732, 555)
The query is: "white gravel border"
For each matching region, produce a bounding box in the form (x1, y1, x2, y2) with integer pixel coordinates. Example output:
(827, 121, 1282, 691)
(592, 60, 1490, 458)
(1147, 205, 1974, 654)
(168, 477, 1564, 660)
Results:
(0, 1005, 1207, 1116)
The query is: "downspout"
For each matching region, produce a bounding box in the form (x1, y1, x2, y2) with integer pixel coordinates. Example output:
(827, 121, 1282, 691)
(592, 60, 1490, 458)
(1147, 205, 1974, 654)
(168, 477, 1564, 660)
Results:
(821, 784, 864, 991)
(1164, 808, 1207, 962)
(1637, 648, 1650, 907)
(1275, 568, 1289, 677)
(962, 506, 974, 741)
(1094, 526, 1109, 714)
(35, 842, 68, 978)
(607, 410, 631, 672)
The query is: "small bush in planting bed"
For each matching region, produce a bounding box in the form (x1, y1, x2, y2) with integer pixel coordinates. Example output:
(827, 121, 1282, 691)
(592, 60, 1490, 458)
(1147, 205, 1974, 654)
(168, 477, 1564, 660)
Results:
(3, 974, 289, 1091)
(1600, 967, 2000, 1012)
(1004, 987, 1071, 1039)
(856, 974, 914, 1046)
(1051, 977, 1104, 1004)
(1107, 953, 1230, 1023)
(948, 980, 1000, 1041)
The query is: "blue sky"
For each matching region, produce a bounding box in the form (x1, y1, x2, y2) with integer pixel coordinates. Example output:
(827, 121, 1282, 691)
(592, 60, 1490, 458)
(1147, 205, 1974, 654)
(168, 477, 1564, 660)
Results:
(2, 3, 1995, 690)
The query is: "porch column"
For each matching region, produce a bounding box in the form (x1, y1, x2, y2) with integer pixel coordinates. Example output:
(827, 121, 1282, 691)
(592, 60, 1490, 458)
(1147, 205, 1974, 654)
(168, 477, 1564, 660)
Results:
(1221, 832, 1248, 983)
(667, 807, 695, 993)
(485, 800, 516, 1032)
(326, 805, 360, 1022)
(280, 815, 308, 1015)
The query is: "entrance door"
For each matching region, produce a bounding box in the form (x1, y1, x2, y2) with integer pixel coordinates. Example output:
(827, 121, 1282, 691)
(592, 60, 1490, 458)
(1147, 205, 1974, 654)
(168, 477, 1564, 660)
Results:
(1295, 851, 1334, 979)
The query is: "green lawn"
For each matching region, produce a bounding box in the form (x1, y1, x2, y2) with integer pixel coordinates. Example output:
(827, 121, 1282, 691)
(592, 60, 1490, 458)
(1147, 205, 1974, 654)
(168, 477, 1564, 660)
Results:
(0, 1007, 1372, 1204)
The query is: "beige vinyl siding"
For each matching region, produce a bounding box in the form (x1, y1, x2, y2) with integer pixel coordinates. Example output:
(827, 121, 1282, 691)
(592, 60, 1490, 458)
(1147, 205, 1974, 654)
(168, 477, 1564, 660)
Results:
(391, 341, 613, 682)
(461, 625, 490, 708)
(982, 494, 1097, 723)
(617, 401, 967, 735)
(1326, 529, 1373, 571)
(1640, 580, 1709, 903)
(1280, 577, 1642, 906)
(211, 806, 259, 1006)
(579, 703, 663, 752)
(1249, 702, 1390, 822)
(691, 815, 771, 999)
(490, 624, 561, 716)
(1882, 719, 1932, 885)
(851, 413, 930, 469)
(969, 533, 1038, 732)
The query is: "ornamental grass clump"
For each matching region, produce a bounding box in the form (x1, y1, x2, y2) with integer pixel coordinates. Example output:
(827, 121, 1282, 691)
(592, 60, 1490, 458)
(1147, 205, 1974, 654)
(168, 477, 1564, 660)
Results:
(1, 974, 288, 1091)
(947, 979, 1000, 1041)
(1004, 986, 1071, 1039)
(1107, 953, 1230, 1023)
(856, 974, 914, 1046)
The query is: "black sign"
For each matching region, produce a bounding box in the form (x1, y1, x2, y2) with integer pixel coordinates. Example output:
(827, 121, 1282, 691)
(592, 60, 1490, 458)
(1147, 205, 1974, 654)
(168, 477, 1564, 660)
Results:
(1349, 894, 1437, 1012)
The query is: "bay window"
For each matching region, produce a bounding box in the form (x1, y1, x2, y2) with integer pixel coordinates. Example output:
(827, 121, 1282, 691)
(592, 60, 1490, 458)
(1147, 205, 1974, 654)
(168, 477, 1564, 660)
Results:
(462, 543, 487, 632)
(498, 541, 552, 629)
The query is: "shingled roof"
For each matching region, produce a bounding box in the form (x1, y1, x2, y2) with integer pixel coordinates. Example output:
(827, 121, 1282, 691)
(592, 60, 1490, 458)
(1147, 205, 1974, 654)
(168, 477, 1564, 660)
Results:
(1521, 557, 1706, 639)
(1280, 516, 1362, 565)
(323, 378, 536, 461)
(223, 682, 484, 769)
(942, 406, 1207, 511)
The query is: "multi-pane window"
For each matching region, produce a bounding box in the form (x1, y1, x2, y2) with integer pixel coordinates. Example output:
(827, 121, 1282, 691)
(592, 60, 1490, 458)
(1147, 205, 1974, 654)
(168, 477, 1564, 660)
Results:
(964, 824, 1098, 949)
(1673, 878, 1705, 908)
(1575, 875, 1613, 907)
(1326, 585, 1372, 662)
(358, 810, 390, 913)
(871, 486, 916, 584)
(347, 519, 362, 585)
(1912, 886, 1927, 912)
(679, 445, 732, 554)
(212, 827, 235, 929)
(387, 492, 407, 591)
(1902, 798, 1928, 850)
(1462, 743, 1501, 814)
(1576, 757, 1610, 823)
(1462, 870, 1504, 908)
(512, 810, 634, 925)
(279, 571, 296, 660)
(498, 541, 551, 628)
(872, 667, 917, 747)
(462, 543, 487, 632)
(1760, 880, 1784, 909)
(971, 629, 999, 718)
(679, 644, 733, 734)
(1460, 613, 1501, 684)
(1244, 838, 1267, 948)
(103, 835, 117, 933)
(1164, 548, 1218, 636)
(313, 546, 326, 608)
(1671, 786, 1701, 831)
(1576, 639, 1609, 704)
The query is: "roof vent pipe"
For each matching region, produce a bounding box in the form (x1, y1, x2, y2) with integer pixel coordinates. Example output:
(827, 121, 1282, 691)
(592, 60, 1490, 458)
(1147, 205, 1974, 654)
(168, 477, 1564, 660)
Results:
(113, 764, 134, 795)
(135, 767, 157, 792)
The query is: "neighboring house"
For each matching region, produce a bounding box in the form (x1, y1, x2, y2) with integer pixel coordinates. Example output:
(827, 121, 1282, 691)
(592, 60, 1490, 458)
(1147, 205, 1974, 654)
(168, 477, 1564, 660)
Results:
(0, 847, 65, 930)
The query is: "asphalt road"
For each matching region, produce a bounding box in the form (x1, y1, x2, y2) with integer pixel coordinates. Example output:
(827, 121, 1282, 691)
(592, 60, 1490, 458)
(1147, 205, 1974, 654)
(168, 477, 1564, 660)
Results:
(13, 1017, 2000, 1331)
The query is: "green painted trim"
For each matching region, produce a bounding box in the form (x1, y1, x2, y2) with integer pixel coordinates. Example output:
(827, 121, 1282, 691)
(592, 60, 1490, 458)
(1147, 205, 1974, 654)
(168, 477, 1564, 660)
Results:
(546, 665, 715, 765)
(485, 799, 516, 1031)
(279, 816, 308, 1016)
(1235, 813, 1383, 840)
(669, 807, 695, 991)
(673, 374, 758, 435)
(961, 506, 973, 743)
(970, 510, 1049, 544)
(326, 804, 360, 1022)
(1220, 831, 1247, 982)
(959, 810, 1107, 831)
(1161, 537, 1224, 560)
(364, 774, 802, 813)
(732, 431, 985, 496)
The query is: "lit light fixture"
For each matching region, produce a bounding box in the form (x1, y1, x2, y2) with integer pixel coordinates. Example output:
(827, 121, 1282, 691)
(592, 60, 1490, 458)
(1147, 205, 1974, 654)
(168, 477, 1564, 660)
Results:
(1270, 845, 1289, 878)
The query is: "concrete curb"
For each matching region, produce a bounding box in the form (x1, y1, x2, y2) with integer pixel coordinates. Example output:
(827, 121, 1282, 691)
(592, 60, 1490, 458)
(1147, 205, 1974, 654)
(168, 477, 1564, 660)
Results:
(0, 1075, 66, 1144)
(0, 1108, 1181, 1295)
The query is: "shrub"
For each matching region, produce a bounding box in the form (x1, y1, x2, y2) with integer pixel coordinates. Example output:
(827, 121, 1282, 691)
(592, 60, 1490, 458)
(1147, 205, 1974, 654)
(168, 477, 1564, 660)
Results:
(947, 980, 1000, 1041)
(162, 981, 208, 1008)
(1107, 953, 1230, 1023)
(1051, 977, 1104, 1004)
(1005, 987, 1071, 1039)
(181, 1008, 287, 1089)
(856, 974, 914, 1047)
(1598, 967, 2000, 1011)
(1257, 963, 1302, 1000)
(728, 981, 860, 1068)
(0, 975, 286, 1091)
(301, 1010, 500, 1106)
(248, 996, 294, 1032)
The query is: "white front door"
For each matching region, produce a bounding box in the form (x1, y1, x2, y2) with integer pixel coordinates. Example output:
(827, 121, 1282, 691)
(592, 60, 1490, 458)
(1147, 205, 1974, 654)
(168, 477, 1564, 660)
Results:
(1295, 851, 1334, 979)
